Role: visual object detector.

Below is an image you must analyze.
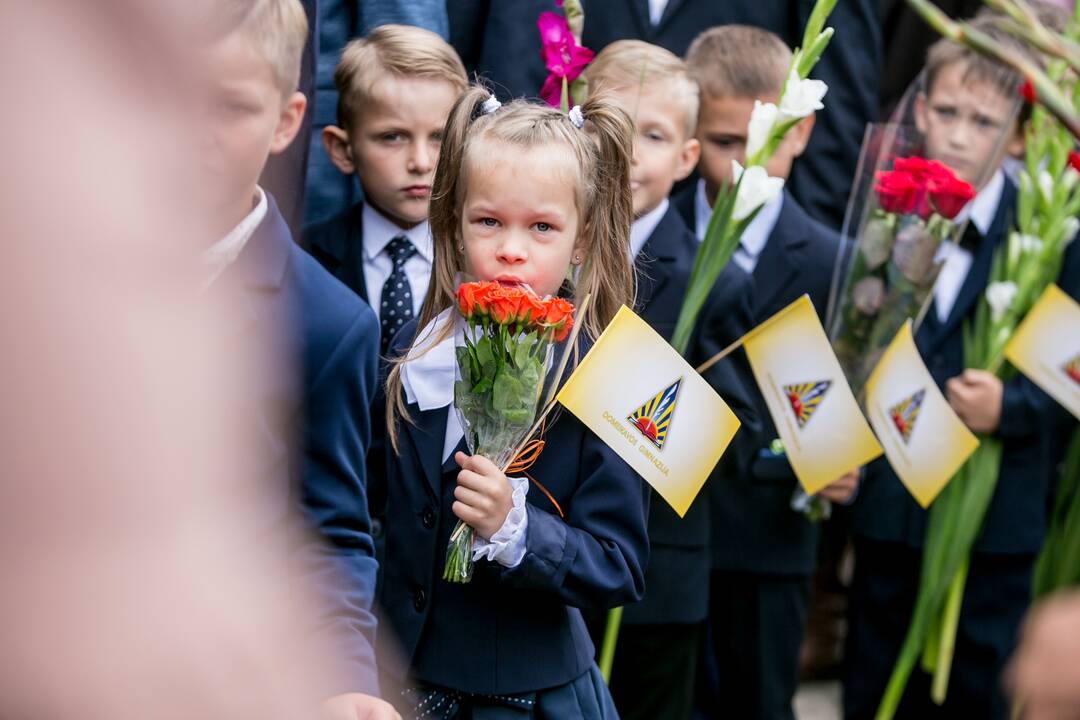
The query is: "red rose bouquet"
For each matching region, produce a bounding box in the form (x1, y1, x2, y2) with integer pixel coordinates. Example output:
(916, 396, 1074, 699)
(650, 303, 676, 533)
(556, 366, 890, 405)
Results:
(444, 281, 575, 583)
(830, 146, 975, 396)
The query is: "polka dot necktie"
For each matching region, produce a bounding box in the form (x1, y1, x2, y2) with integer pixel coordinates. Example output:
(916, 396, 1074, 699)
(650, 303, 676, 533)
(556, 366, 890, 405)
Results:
(380, 235, 417, 355)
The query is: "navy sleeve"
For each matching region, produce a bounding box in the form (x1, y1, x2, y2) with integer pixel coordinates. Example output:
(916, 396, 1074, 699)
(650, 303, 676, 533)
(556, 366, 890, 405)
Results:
(498, 429, 650, 610)
(299, 305, 381, 697)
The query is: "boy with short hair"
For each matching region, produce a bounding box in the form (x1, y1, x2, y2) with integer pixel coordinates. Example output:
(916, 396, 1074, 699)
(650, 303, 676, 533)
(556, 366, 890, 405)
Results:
(197, 2, 395, 718)
(304, 24, 468, 355)
(582, 39, 764, 720)
(845, 18, 1080, 719)
(676, 25, 852, 720)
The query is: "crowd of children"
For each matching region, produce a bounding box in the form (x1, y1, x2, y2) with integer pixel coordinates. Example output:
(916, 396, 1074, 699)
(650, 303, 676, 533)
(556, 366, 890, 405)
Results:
(198, 2, 1080, 719)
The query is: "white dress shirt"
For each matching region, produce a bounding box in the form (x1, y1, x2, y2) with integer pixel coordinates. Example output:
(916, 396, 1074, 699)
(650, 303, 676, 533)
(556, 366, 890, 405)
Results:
(400, 309, 528, 568)
(694, 177, 784, 274)
(361, 203, 433, 321)
(630, 198, 670, 260)
(932, 170, 1004, 323)
(203, 187, 267, 288)
(648, 0, 670, 24)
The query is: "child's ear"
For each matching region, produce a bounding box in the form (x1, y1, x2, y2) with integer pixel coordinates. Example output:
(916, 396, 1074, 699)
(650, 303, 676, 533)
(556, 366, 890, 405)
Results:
(269, 91, 308, 156)
(789, 113, 816, 159)
(913, 91, 929, 136)
(321, 125, 356, 175)
(1005, 122, 1026, 158)
(675, 137, 701, 182)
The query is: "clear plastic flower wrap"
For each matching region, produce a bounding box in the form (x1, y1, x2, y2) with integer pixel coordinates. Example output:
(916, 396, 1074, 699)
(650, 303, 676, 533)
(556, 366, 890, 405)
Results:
(826, 72, 1020, 397)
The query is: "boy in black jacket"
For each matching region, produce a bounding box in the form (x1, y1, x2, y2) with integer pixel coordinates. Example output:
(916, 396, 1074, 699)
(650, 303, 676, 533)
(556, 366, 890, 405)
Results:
(674, 25, 856, 720)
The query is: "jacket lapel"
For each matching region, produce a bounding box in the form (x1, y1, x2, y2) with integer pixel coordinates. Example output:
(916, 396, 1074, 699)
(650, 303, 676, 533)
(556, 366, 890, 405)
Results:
(931, 180, 1017, 351)
(751, 194, 805, 317)
(654, 0, 688, 35)
(634, 207, 683, 311)
(401, 402, 449, 499)
(626, 0, 651, 37)
(307, 202, 369, 303)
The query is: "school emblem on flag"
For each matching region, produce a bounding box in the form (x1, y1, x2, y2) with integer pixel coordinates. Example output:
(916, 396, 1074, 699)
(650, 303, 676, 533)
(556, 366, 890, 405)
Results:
(628, 378, 682, 450)
(783, 381, 832, 428)
(1065, 352, 1080, 386)
(888, 389, 925, 444)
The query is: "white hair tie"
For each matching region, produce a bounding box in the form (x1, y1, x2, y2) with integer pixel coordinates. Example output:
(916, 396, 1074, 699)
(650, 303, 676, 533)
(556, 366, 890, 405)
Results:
(568, 105, 585, 129)
(481, 94, 502, 115)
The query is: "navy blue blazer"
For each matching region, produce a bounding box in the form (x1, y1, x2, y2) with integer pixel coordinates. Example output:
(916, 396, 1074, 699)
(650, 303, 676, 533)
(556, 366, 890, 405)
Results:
(228, 193, 381, 696)
(377, 326, 650, 695)
(303, 200, 371, 304)
(674, 187, 843, 575)
(622, 204, 762, 625)
(853, 180, 1080, 556)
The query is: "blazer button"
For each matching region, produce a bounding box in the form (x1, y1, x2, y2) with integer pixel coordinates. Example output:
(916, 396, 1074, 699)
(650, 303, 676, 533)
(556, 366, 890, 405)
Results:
(370, 518, 383, 539)
(413, 588, 427, 613)
(422, 507, 436, 530)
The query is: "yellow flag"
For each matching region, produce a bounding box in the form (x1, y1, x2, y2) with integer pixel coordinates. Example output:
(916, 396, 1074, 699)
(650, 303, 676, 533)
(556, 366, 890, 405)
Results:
(864, 321, 979, 507)
(742, 295, 882, 494)
(556, 306, 741, 517)
(1005, 284, 1080, 421)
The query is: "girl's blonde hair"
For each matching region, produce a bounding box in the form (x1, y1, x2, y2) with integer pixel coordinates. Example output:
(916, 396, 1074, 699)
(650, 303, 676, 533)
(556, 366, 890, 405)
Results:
(386, 84, 636, 449)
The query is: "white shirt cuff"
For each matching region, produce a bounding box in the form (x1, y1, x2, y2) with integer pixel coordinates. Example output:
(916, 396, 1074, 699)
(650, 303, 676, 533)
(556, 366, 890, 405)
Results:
(472, 475, 529, 568)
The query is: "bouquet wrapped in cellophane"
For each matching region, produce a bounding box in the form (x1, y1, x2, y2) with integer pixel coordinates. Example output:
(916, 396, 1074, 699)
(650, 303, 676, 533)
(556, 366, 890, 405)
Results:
(444, 280, 575, 583)
(875, 2, 1080, 715)
(827, 73, 1019, 397)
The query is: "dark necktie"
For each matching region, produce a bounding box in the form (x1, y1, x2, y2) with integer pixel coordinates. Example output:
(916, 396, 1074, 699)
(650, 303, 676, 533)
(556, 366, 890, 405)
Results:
(958, 221, 982, 253)
(380, 235, 417, 355)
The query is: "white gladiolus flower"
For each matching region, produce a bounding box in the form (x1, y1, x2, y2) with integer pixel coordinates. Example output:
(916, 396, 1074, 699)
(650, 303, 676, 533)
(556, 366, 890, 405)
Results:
(1038, 170, 1054, 203)
(1013, 233, 1043, 255)
(746, 100, 779, 160)
(985, 281, 1019, 323)
(1063, 216, 1079, 246)
(732, 160, 785, 221)
(1064, 166, 1080, 192)
(778, 69, 828, 121)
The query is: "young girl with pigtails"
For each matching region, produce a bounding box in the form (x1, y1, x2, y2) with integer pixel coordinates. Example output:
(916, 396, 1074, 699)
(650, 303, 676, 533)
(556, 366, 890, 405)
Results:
(376, 84, 649, 718)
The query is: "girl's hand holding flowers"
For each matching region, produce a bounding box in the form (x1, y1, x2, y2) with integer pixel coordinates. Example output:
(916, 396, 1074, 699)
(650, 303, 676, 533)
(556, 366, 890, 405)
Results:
(453, 452, 514, 541)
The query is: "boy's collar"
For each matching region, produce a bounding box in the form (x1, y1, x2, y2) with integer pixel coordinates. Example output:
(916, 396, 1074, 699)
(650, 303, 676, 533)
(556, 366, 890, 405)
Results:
(693, 177, 783, 253)
(959, 169, 1005, 237)
(203, 186, 268, 288)
(361, 203, 433, 264)
(631, 198, 670, 259)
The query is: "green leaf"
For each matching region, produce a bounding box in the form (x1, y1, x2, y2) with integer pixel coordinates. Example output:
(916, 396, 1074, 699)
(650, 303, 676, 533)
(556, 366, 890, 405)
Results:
(492, 370, 526, 412)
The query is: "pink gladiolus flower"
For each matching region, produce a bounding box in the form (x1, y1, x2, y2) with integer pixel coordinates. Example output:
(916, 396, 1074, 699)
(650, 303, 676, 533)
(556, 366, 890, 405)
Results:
(537, 11, 593, 106)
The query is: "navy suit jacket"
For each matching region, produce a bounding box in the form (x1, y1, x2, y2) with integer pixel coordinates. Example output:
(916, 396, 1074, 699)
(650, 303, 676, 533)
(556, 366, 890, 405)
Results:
(853, 180, 1080, 556)
(303, 200, 371, 303)
(377, 327, 650, 695)
(675, 187, 843, 575)
(622, 205, 762, 624)
(228, 193, 381, 696)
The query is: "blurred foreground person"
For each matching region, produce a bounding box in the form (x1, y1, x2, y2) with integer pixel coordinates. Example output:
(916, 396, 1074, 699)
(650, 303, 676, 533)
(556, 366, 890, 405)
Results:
(0, 3, 392, 718)
(1008, 591, 1080, 720)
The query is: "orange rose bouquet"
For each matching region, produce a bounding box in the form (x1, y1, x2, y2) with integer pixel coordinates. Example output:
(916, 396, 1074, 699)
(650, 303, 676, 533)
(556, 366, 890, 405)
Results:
(444, 280, 575, 583)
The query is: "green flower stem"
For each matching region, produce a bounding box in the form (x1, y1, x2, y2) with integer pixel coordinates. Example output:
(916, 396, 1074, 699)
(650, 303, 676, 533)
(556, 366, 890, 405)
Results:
(931, 555, 969, 704)
(599, 606, 623, 684)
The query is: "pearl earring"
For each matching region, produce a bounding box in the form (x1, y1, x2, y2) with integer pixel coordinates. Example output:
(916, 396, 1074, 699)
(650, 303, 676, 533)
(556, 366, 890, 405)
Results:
(458, 244, 464, 252)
